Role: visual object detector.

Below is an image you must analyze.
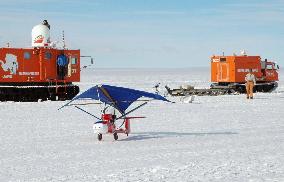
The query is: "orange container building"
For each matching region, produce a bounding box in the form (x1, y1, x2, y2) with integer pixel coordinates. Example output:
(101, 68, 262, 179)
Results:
(0, 48, 80, 83)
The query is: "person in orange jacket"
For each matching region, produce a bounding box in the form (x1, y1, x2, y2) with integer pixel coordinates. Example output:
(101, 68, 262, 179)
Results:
(245, 69, 256, 99)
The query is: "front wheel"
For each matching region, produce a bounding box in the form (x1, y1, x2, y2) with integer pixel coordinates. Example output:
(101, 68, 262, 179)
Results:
(113, 133, 118, 140)
(97, 133, 102, 141)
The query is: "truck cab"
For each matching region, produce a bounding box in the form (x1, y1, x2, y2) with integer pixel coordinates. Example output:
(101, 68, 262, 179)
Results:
(260, 60, 279, 82)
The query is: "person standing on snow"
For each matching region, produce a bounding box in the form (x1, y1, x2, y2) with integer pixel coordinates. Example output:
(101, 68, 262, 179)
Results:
(154, 83, 160, 94)
(245, 69, 256, 99)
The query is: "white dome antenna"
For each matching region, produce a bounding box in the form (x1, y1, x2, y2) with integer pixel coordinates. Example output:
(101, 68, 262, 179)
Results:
(31, 20, 51, 47)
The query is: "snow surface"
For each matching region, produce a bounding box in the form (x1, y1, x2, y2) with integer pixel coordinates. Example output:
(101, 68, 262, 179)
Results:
(0, 68, 283, 182)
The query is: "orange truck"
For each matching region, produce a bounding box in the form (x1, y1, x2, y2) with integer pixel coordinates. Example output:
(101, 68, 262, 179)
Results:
(211, 53, 279, 93)
(0, 21, 81, 101)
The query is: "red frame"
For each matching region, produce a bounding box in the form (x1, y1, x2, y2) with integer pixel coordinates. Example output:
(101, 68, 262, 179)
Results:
(101, 114, 145, 136)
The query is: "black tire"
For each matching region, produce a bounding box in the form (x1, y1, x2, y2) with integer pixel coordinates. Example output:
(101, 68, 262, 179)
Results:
(229, 89, 236, 94)
(236, 86, 245, 94)
(97, 133, 102, 141)
(113, 133, 118, 140)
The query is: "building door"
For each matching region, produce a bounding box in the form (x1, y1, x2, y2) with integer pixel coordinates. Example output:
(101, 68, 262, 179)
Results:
(218, 63, 229, 82)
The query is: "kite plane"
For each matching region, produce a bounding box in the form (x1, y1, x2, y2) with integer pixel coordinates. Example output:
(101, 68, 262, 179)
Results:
(58, 84, 169, 141)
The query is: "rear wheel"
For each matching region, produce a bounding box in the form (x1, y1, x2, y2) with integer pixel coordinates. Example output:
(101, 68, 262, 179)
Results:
(97, 133, 102, 141)
(113, 133, 118, 140)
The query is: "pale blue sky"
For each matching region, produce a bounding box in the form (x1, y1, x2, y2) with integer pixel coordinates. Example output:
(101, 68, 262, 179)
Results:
(0, 0, 283, 68)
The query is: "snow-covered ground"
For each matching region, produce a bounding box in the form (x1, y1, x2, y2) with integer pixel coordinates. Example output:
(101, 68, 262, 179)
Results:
(1, 68, 283, 182)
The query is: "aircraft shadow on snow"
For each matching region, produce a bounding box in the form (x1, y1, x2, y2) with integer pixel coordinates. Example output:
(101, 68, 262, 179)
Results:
(120, 131, 238, 141)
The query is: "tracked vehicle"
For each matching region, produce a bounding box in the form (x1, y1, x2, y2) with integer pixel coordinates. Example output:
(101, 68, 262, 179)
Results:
(166, 52, 279, 96)
(0, 20, 80, 101)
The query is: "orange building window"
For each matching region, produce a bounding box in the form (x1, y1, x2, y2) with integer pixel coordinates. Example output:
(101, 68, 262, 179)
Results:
(45, 52, 52, 60)
(24, 52, 31, 60)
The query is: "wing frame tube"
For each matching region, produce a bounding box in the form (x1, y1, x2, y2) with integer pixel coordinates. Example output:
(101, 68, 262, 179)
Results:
(75, 106, 101, 120)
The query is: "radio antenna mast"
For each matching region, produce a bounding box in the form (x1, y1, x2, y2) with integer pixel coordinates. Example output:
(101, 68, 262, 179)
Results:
(62, 30, 66, 49)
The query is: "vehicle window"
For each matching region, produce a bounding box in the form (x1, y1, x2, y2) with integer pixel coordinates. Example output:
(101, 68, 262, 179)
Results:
(266, 65, 273, 70)
(45, 52, 52, 60)
(71, 57, 77, 64)
(24, 52, 31, 60)
(220, 58, 226, 62)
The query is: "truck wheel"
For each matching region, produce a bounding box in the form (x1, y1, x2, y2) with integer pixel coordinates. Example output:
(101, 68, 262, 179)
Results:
(98, 133, 102, 141)
(113, 133, 118, 140)
(229, 89, 236, 94)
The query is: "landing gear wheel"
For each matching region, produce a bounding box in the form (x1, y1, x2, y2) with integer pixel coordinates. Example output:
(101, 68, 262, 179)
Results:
(97, 133, 102, 141)
(113, 133, 118, 140)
